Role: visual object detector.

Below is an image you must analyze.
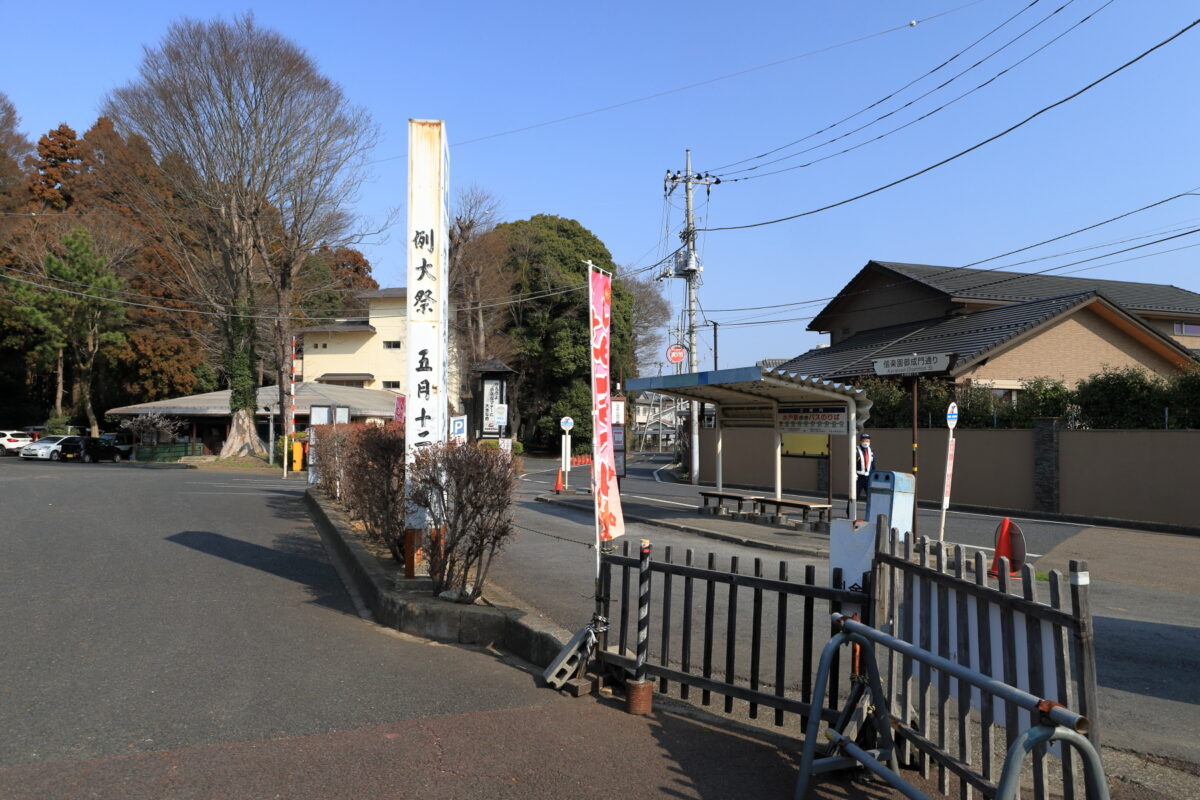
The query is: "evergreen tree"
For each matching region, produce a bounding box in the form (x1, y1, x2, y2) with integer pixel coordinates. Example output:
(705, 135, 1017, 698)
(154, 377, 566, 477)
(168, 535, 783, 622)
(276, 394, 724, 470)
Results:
(10, 229, 125, 435)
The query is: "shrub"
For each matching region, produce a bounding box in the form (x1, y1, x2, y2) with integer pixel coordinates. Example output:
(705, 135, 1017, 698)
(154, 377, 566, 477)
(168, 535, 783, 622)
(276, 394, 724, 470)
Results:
(44, 412, 76, 435)
(340, 423, 407, 561)
(1166, 368, 1200, 429)
(476, 438, 525, 455)
(1074, 367, 1167, 429)
(311, 424, 356, 502)
(119, 412, 183, 443)
(406, 441, 518, 603)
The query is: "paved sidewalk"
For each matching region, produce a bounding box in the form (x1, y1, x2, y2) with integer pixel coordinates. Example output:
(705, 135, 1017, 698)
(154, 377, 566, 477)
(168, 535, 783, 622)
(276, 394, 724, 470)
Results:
(537, 490, 833, 556)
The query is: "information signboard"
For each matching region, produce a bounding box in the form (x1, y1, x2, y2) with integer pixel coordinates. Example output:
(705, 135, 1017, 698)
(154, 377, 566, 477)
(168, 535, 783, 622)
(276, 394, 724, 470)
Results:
(778, 405, 848, 436)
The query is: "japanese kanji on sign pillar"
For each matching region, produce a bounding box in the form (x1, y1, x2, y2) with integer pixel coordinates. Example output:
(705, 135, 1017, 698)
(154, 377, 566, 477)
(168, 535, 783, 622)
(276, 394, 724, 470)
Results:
(404, 120, 450, 572)
(588, 263, 626, 577)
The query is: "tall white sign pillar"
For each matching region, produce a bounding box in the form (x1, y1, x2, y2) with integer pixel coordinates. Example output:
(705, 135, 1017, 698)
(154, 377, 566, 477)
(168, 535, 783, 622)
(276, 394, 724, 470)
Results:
(404, 120, 450, 532)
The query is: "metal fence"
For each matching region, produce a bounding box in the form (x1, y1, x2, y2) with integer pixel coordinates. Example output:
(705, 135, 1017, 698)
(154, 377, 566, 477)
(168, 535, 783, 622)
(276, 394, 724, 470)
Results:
(597, 540, 869, 729)
(132, 443, 206, 462)
(871, 525, 1099, 800)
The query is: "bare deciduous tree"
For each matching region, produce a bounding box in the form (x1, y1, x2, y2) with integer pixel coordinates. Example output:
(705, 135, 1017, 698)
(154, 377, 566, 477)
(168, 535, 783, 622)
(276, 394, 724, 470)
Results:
(618, 268, 670, 374)
(406, 441, 518, 603)
(103, 14, 381, 457)
(448, 187, 516, 397)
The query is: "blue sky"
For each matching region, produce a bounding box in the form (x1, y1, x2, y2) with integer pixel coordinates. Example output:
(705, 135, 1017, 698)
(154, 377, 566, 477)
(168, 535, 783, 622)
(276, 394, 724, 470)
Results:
(6, 1, 1199, 372)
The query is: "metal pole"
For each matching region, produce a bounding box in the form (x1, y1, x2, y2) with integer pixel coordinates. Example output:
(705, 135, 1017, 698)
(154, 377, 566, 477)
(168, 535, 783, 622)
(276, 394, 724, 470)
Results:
(938, 426, 954, 541)
(911, 377, 919, 537)
(773, 400, 782, 500)
(685, 150, 700, 486)
(826, 434, 834, 509)
(712, 320, 718, 370)
(268, 407, 275, 466)
(848, 401, 858, 520)
(833, 614, 1090, 731)
(715, 406, 724, 492)
(635, 539, 652, 681)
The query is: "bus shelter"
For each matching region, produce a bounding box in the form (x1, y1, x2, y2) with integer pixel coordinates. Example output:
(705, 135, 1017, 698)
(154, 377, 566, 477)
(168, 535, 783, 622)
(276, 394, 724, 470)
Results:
(626, 365, 873, 519)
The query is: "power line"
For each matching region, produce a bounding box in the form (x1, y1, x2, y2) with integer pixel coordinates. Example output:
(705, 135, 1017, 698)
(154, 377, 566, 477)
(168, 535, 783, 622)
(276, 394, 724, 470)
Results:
(707, 0, 1062, 176)
(699, 17, 1200, 232)
(0, 238, 679, 324)
(699, 186, 1200, 315)
(710, 226, 1200, 329)
(716, 0, 1113, 182)
(420, 0, 988, 152)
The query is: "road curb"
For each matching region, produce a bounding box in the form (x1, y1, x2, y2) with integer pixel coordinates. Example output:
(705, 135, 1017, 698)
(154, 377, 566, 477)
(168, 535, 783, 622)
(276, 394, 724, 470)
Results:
(534, 495, 830, 558)
(304, 489, 573, 669)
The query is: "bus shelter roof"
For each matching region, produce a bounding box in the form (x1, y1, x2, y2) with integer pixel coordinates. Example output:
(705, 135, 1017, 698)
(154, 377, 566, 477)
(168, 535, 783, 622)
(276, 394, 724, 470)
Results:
(626, 365, 873, 424)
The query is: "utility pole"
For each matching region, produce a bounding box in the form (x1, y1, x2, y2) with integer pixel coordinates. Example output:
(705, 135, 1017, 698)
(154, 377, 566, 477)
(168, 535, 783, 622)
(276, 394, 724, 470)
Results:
(711, 320, 718, 370)
(665, 150, 718, 485)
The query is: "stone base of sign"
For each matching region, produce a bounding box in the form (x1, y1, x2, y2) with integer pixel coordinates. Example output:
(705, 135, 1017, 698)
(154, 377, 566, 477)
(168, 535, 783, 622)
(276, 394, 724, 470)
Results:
(562, 676, 595, 698)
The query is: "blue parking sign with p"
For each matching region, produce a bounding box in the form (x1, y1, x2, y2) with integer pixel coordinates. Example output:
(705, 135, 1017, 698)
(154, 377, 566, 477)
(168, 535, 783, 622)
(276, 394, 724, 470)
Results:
(450, 415, 467, 442)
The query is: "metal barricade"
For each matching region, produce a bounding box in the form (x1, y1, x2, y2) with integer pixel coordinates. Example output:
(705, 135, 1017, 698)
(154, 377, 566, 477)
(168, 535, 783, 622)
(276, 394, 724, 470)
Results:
(794, 614, 1109, 800)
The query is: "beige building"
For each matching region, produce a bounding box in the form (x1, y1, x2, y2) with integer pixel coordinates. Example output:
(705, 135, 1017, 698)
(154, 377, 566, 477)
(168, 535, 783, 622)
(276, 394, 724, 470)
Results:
(295, 288, 461, 408)
(781, 261, 1200, 389)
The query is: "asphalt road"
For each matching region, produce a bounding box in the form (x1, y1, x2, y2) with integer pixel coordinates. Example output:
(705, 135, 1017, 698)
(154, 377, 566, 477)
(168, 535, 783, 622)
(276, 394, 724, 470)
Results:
(2, 458, 854, 799)
(500, 454, 1200, 767)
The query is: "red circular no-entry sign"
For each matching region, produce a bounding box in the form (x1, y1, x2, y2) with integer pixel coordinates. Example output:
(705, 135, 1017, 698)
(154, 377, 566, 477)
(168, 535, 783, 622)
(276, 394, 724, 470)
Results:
(666, 344, 688, 364)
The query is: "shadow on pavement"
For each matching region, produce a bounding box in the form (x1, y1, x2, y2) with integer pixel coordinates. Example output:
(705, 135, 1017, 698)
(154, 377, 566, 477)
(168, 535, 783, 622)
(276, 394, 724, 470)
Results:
(165, 530, 357, 617)
(1094, 615, 1200, 705)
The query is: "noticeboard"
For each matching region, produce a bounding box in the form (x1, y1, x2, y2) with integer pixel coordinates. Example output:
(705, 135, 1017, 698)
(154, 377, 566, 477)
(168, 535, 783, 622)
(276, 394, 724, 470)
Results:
(782, 433, 830, 458)
(778, 405, 848, 436)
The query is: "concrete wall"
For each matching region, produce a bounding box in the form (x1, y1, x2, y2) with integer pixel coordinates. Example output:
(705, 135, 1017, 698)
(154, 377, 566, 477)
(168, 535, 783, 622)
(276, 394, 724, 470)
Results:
(1060, 430, 1199, 527)
(701, 424, 1192, 529)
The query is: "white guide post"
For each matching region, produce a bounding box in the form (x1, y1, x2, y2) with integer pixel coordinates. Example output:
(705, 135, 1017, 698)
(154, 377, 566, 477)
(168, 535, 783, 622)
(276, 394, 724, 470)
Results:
(404, 120, 450, 535)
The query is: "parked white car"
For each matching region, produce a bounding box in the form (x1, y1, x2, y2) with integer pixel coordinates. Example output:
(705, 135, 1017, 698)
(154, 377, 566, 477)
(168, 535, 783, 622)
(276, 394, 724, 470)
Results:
(19, 435, 78, 460)
(0, 430, 34, 455)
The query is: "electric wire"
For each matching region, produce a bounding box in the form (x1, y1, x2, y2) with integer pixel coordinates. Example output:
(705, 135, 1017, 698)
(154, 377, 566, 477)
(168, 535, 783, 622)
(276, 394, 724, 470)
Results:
(716, 0, 1113, 182)
(417, 0, 989, 153)
(703, 0, 1045, 174)
(709, 226, 1200, 330)
(698, 186, 1200, 315)
(699, 18, 1200, 232)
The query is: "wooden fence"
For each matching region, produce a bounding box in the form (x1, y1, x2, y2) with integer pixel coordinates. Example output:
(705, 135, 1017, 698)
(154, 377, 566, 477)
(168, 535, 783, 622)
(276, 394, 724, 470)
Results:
(871, 527, 1099, 800)
(597, 540, 869, 729)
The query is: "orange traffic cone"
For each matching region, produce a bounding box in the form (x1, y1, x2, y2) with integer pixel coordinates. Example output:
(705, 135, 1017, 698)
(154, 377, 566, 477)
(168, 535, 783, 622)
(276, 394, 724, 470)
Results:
(554, 468, 564, 493)
(988, 517, 1019, 578)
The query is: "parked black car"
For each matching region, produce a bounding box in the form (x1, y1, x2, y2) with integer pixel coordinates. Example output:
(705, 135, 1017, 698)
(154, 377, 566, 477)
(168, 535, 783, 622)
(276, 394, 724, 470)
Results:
(99, 432, 134, 459)
(59, 436, 123, 463)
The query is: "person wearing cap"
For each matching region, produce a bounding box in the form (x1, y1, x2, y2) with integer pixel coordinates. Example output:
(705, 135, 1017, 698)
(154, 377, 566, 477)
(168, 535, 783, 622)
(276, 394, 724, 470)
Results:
(855, 432, 874, 504)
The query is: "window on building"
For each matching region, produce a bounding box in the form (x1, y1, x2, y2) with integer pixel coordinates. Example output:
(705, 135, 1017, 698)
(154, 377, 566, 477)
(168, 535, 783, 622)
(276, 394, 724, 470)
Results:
(383, 341, 402, 349)
(382, 381, 401, 390)
(1173, 322, 1200, 336)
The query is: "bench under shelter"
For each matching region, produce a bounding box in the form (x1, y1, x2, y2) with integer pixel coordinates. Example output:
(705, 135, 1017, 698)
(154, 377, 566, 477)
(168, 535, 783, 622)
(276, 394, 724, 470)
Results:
(626, 365, 873, 521)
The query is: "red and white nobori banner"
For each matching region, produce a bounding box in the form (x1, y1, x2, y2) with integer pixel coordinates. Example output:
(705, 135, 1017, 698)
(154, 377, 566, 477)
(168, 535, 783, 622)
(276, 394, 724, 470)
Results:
(589, 266, 625, 545)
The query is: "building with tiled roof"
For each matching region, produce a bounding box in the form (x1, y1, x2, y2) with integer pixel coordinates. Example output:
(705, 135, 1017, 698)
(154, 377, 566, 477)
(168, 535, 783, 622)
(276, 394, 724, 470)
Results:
(783, 261, 1200, 389)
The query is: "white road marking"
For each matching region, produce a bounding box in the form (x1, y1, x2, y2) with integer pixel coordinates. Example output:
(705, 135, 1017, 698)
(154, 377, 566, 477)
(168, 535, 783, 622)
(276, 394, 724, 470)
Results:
(625, 494, 695, 508)
(652, 463, 679, 483)
(176, 491, 279, 495)
(943, 509, 1081, 528)
(948, 541, 1045, 559)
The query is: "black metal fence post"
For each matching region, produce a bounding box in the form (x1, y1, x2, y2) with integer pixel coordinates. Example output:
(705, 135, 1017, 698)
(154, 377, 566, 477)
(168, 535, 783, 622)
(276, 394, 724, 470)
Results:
(636, 539, 652, 681)
(626, 539, 655, 715)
